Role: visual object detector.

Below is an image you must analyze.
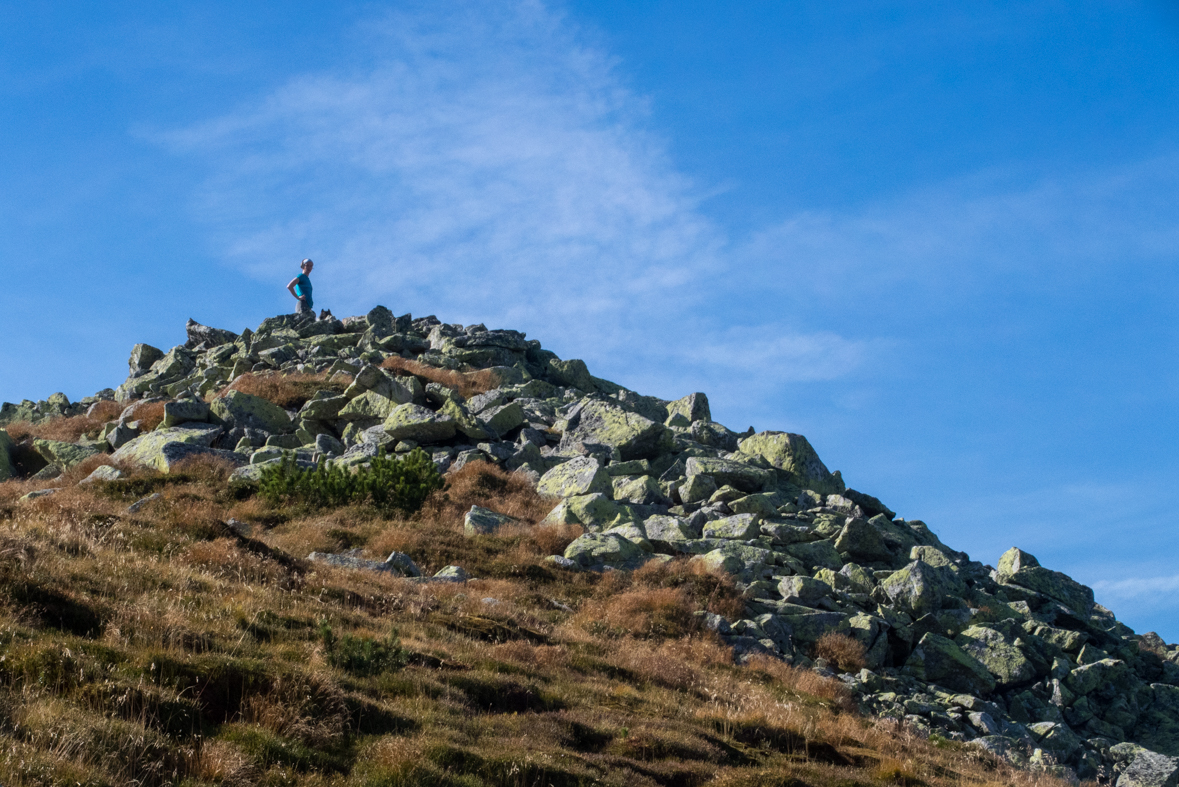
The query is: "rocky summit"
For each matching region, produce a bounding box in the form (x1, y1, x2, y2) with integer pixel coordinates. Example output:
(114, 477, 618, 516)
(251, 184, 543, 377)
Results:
(2, 305, 1177, 786)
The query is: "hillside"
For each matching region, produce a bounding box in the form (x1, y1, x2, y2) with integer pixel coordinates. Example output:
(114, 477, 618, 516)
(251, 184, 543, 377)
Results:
(0, 306, 1173, 787)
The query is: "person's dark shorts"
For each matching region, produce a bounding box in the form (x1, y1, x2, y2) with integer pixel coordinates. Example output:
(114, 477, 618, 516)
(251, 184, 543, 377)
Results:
(296, 299, 314, 315)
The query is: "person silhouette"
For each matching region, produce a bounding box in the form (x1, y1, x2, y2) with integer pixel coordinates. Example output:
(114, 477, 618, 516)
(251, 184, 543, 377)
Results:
(287, 258, 314, 316)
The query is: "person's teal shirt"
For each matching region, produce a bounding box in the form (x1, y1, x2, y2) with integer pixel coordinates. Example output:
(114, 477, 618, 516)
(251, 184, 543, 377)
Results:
(294, 273, 313, 307)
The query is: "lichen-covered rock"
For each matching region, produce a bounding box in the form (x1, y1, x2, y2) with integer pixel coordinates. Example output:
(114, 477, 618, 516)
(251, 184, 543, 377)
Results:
(128, 343, 165, 375)
(337, 390, 401, 422)
(996, 547, 1095, 615)
(644, 515, 699, 547)
(464, 505, 516, 536)
(679, 472, 718, 504)
(665, 392, 710, 426)
(685, 457, 773, 494)
(879, 559, 961, 617)
(737, 431, 844, 495)
(537, 456, 612, 499)
(957, 626, 1038, 689)
(1117, 750, 1179, 787)
(162, 398, 210, 427)
(382, 403, 458, 444)
(693, 543, 775, 583)
(559, 399, 672, 461)
(111, 425, 222, 470)
(33, 439, 102, 470)
(904, 632, 997, 696)
(564, 532, 647, 569)
(728, 493, 780, 517)
(567, 493, 630, 530)
(300, 394, 349, 421)
(702, 513, 761, 540)
(211, 390, 293, 434)
(783, 538, 844, 571)
(479, 402, 525, 437)
(834, 517, 892, 561)
(778, 576, 834, 606)
(80, 465, 124, 484)
(611, 474, 666, 505)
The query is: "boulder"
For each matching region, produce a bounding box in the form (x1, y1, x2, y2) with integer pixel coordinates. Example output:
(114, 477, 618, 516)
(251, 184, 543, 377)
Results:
(702, 513, 761, 540)
(546, 358, 596, 391)
(162, 399, 210, 427)
(737, 431, 844, 495)
(879, 560, 960, 618)
(611, 474, 667, 505)
(783, 538, 844, 571)
(778, 576, 834, 607)
(834, 517, 892, 561)
(679, 473, 718, 505)
(996, 547, 1095, 615)
(33, 439, 102, 471)
(337, 391, 401, 422)
(1117, 750, 1179, 787)
(644, 515, 699, 547)
(537, 456, 612, 499)
(1135, 684, 1179, 758)
(904, 633, 997, 696)
(128, 343, 165, 376)
(464, 505, 517, 536)
(563, 532, 647, 570)
(211, 390, 293, 434)
(80, 465, 124, 484)
(185, 318, 238, 349)
(566, 493, 629, 530)
(728, 493, 781, 517)
(685, 457, 773, 494)
(559, 399, 673, 461)
(300, 394, 349, 421)
(693, 543, 775, 583)
(111, 425, 224, 471)
(479, 402, 526, 437)
(665, 392, 711, 426)
(956, 626, 1038, 689)
(382, 403, 457, 444)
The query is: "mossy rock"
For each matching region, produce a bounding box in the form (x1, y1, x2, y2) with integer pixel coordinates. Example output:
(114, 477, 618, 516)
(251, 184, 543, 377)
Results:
(737, 431, 843, 495)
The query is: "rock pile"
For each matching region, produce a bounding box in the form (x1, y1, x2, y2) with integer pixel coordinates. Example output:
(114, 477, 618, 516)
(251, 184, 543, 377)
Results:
(1, 306, 1176, 785)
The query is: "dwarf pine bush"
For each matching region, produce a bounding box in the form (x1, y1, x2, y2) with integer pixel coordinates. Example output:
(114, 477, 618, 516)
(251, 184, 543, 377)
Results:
(318, 622, 407, 677)
(258, 447, 445, 516)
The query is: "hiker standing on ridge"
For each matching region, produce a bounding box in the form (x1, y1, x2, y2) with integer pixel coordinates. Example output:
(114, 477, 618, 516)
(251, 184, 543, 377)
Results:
(287, 258, 314, 316)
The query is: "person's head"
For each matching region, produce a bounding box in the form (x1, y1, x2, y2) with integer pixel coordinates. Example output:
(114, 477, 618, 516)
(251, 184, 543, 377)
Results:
(301, 258, 314, 274)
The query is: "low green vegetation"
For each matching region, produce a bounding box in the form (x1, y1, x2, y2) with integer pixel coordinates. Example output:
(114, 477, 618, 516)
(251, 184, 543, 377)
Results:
(258, 447, 445, 515)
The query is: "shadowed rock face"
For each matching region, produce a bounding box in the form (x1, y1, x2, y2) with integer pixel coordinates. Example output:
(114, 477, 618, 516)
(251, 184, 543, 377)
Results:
(0, 305, 1174, 785)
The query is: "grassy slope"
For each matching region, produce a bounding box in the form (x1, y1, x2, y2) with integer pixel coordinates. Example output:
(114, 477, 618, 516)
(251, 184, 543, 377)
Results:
(0, 456, 1069, 787)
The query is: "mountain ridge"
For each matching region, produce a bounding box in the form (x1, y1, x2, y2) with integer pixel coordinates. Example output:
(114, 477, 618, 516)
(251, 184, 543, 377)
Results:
(0, 305, 1175, 787)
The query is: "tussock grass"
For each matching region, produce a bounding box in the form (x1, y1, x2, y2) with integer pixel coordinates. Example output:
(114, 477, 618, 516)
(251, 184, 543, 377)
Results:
(380, 356, 500, 399)
(813, 630, 869, 673)
(0, 457, 1077, 787)
(216, 371, 351, 409)
(3, 400, 123, 443)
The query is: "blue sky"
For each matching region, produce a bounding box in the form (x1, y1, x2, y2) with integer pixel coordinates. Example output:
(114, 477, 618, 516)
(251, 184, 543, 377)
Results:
(3, 1, 1179, 638)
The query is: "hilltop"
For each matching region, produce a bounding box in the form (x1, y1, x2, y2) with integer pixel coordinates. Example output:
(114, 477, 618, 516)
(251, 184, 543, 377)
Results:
(0, 306, 1174, 787)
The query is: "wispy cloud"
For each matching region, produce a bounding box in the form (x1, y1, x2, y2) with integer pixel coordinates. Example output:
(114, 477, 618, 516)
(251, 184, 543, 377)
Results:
(157, 0, 1179, 413)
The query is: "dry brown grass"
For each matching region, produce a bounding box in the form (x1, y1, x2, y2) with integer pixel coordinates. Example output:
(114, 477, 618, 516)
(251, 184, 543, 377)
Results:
(421, 460, 554, 525)
(2, 400, 123, 443)
(128, 400, 167, 431)
(0, 452, 1084, 787)
(380, 356, 501, 399)
(813, 631, 869, 673)
(215, 371, 350, 409)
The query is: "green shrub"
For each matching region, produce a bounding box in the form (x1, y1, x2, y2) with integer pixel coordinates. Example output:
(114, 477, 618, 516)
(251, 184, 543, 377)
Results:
(258, 447, 445, 516)
(318, 623, 407, 677)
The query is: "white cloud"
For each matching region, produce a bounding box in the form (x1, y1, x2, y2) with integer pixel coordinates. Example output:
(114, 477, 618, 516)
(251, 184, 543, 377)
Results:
(1092, 574, 1179, 601)
(158, 0, 1179, 410)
